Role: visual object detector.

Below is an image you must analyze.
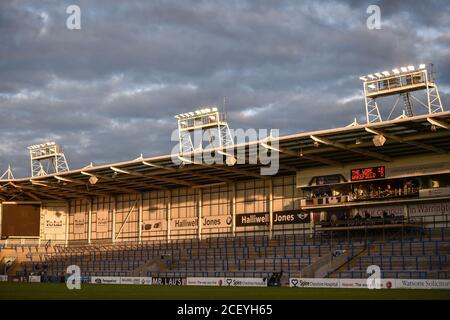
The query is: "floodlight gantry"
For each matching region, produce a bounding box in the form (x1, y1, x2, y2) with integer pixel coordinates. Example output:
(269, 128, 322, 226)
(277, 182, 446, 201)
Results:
(27, 141, 70, 177)
(360, 63, 444, 123)
(175, 107, 234, 155)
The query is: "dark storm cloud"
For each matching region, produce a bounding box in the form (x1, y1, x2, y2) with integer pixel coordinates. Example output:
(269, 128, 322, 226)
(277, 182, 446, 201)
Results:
(0, 0, 449, 177)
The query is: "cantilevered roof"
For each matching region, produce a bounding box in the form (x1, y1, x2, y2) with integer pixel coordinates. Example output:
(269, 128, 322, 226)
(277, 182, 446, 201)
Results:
(1, 111, 450, 201)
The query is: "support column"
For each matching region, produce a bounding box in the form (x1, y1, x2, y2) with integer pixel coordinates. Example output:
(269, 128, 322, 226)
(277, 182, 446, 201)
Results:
(231, 183, 236, 237)
(65, 201, 70, 246)
(198, 188, 202, 240)
(38, 203, 44, 246)
(111, 196, 116, 244)
(167, 190, 171, 242)
(269, 178, 273, 240)
(138, 193, 143, 244)
(0, 203, 2, 241)
(87, 198, 92, 245)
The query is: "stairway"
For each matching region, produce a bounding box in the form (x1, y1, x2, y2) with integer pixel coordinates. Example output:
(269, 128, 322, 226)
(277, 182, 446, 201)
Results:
(402, 93, 414, 117)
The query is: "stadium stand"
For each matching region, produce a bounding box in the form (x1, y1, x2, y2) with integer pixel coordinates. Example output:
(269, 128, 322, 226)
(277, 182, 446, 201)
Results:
(5, 225, 448, 283)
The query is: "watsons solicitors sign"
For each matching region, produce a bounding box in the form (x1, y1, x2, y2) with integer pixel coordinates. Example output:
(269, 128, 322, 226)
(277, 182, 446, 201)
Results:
(236, 211, 310, 227)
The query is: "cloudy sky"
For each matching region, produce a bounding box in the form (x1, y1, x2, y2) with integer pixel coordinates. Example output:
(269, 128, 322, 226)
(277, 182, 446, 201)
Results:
(1, 0, 449, 177)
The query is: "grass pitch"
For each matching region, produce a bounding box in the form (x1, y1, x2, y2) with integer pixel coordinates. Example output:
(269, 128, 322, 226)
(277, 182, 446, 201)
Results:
(0, 283, 449, 300)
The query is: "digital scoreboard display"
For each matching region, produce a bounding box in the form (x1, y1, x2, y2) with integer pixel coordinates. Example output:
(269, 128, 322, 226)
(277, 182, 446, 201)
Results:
(351, 166, 385, 181)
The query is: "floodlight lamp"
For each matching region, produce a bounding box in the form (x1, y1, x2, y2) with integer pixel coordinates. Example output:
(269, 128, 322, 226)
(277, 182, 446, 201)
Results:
(382, 71, 390, 76)
(89, 176, 98, 185)
(368, 74, 376, 80)
(407, 65, 415, 71)
(375, 73, 383, 78)
(359, 76, 367, 81)
(400, 67, 408, 72)
(368, 84, 376, 89)
(419, 64, 426, 69)
(372, 134, 386, 147)
(212, 107, 218, 112)
(226, 156, 237, 166)
(392, 68, 400, 74)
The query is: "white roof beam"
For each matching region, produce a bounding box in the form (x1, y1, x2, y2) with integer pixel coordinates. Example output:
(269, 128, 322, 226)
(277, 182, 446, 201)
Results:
(82, 170, 167, 191)
(310, 135, 391, 162)
(260, 141, 341, 166)
(110, 166, 196, 187)
(427, 117, 450, 130)
(365, 127, 446, 154)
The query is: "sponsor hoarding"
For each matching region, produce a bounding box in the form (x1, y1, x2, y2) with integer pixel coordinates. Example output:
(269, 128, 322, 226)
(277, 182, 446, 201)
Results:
(73, 213, 85, 234)
(187, 277, 267, 287)
(236, 213, 269, 227)
(0, 275, 8, 282)
(289, 278, 450, 289)
(170, 218, 198, 230)
(44, 211, 64, 235)
(120, 277, 152, 285)
(408, 201, 450, 216)
(273, 211, 310, 224)
(142, 220, 167, 232)
(388, 162, 450, 178)
(29, 275, 41, 283)
(223, 278, 267, 287)
(202, 215, 232, 229)
(152, 277, 184, 286)
(186, 277, 225, 286)
(339, 278, 395, 289)
(91, 276, 121, 284)
(236, 211, 310, 227)
(395, 279, 450, 290)
(96, 210, 109, 233)
(289, 278, 339, 288)
(353, 206, 405, 218)
(419, 187, 450, 198)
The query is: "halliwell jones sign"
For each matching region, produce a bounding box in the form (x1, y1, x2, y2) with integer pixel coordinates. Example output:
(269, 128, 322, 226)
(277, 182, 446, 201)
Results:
(236, 211, 310, 227)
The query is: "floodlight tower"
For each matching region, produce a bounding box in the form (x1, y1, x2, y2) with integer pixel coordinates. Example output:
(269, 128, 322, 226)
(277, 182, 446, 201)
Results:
(0, 165, 14, 180)
(175, 107, 234, 155)
(360, 64, 444, 123)
(27, 142, 70, 177)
